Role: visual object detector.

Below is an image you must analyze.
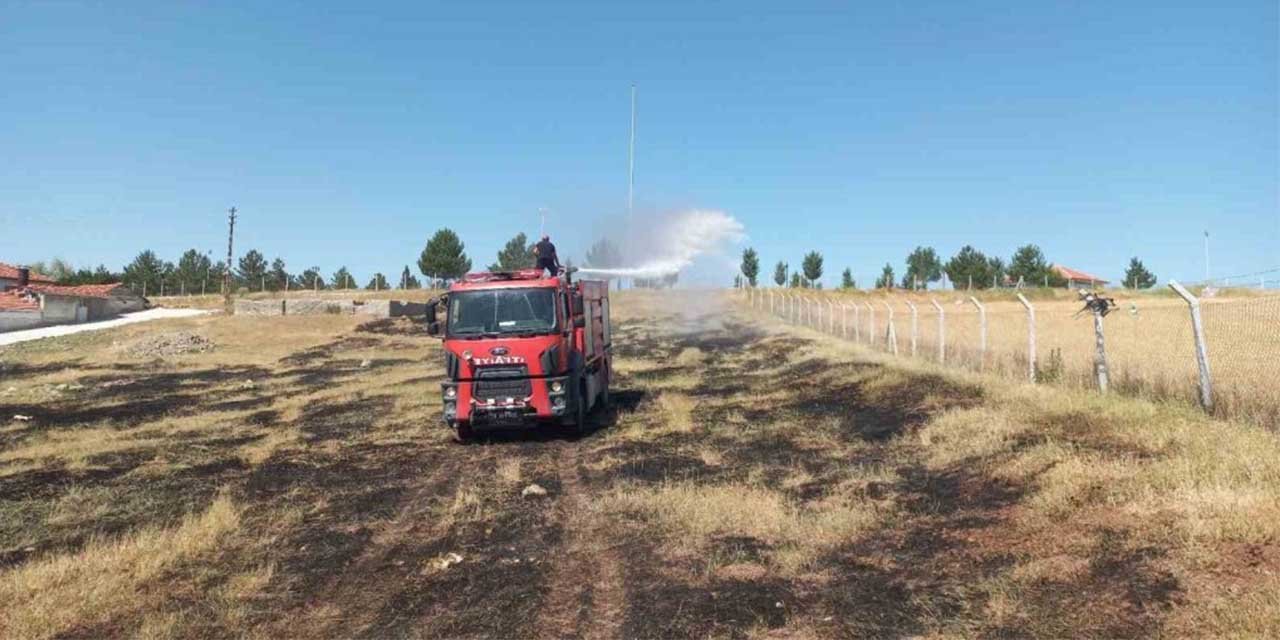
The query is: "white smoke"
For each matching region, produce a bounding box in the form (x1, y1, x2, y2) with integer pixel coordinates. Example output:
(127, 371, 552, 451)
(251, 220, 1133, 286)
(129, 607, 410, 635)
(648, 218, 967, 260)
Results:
(576, 209, 745, 279)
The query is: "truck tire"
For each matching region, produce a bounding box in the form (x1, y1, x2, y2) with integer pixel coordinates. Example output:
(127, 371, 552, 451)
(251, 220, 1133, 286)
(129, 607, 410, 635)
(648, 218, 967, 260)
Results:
(451, 421, 474, 444)
(568, 380, 589, 437)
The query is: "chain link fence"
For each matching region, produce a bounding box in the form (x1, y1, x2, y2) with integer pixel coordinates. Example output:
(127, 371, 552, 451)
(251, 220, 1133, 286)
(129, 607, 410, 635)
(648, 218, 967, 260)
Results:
(746, 286, 1280, 431)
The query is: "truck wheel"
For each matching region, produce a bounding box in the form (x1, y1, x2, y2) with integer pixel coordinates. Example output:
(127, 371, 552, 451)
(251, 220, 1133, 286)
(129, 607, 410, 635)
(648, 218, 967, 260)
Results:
(451, 421, 474, 444)
(569, 381, 589, 436)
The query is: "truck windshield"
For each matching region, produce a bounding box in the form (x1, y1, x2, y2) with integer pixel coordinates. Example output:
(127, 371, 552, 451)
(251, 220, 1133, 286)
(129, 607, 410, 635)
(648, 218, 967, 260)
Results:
(447, 288, 557, 337)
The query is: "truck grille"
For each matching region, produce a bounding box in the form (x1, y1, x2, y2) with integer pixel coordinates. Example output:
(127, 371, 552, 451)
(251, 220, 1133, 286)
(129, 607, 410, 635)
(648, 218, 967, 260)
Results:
(474, 366, 532, 400)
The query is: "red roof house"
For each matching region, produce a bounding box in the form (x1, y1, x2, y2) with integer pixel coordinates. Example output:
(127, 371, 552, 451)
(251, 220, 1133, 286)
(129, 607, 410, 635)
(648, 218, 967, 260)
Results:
(0, 263, 56, 289)
(1052, 265, 1110, 290)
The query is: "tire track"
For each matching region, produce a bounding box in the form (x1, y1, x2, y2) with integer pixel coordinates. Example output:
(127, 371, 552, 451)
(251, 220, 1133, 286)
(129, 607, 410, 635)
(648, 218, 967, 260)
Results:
(533, 440, 626, 640)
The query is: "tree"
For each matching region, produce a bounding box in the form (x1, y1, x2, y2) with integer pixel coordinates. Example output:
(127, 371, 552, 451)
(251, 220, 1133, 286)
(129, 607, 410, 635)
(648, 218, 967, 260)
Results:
(63, 264, 119, 286)
(366, 272, 390, 290)
(945, 245, 1001, 290)
(585, 237, 622, 268)
(331, 266, 355, 290)
(801, 251, 824, 286)
(174, 249, 212, 294)
(1123, 257, 1157, 289)
(208, 261, 229, 293)
(1006, 244, 1062, 288)
(29, 258, 74, 282)
(789, 272, 803, 288)
(418, 229, 472, 286)
(738, 247, 760, 287)
(773, 261, 788, 286)
(841, 268, 856, 289)
(876, 263, 895, 289)
(903, 246, 942, 290)
(123, 250, 167, 296)
(488, 232, 536, 271)
(237, 249, 269, 291)
(300, 266, 325, 290)
(399, 266, 422, 289)
(268, 258, 290, 291)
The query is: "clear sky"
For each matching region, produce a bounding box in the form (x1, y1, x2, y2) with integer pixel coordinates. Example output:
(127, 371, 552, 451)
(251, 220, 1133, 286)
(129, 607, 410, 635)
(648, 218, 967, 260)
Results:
(2, 1, 1276, 287)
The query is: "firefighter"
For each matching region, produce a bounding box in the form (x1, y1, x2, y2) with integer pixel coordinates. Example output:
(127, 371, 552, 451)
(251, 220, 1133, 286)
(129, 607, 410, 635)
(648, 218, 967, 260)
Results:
(533, 234, 560, 276)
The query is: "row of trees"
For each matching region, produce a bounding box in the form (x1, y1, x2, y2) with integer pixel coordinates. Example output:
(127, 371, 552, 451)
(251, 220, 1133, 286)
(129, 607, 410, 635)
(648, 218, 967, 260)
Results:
(739, 244, 1159, 290)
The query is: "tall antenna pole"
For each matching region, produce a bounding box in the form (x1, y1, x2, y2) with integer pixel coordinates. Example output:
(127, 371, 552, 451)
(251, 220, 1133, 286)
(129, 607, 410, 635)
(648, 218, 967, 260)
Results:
(224, 206, 237, 311)
(539, 207, 547, 237)
(628, 84, 636, 218)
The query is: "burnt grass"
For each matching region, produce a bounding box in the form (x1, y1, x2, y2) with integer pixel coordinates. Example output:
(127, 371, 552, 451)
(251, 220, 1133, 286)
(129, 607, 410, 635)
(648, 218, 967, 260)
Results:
(0, 304, 1189, 639)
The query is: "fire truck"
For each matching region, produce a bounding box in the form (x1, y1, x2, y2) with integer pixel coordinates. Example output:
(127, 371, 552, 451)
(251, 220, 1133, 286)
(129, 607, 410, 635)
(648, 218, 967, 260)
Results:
(429, 268, 612, 441)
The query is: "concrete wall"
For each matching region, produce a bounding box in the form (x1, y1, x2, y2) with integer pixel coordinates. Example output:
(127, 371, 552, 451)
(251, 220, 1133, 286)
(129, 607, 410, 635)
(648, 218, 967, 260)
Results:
(233, 297, 425, 318)
(40, 295, 85, 324)
(0, 310, 43, 332)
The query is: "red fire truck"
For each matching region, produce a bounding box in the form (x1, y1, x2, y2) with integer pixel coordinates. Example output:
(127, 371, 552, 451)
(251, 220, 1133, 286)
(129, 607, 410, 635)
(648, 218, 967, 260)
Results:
(429, 268, 612, 441)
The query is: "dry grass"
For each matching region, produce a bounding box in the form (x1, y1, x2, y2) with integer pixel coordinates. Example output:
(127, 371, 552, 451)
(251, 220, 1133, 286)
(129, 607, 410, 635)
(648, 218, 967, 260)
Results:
(0, 494, 241, 640)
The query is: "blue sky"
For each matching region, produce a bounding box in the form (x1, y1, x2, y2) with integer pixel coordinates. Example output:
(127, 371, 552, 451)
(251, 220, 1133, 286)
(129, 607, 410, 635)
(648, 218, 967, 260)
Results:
(2, 1, 1276, 287)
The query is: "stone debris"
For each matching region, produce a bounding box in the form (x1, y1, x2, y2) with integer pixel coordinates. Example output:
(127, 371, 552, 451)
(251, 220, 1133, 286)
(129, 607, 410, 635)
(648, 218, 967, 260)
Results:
(124, 331, 215, 358)
(428, 552, 464, 572)
(360, 358, 373, 368)
(521, 483, 549, 498)
(12, 414, 33, 422)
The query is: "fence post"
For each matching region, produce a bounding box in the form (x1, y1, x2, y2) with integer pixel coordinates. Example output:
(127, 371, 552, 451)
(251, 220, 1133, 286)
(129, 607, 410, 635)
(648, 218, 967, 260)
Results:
(769, 289, 775, 315)
(852, 303, 861, 341)
(1169, 281, 1213, 411)
(931, 298, 945, 363)
(905, 300, 918, 357)
(1016, 293, 1036, 382)
(882, 301, 898, 355)
(841, 304, 849, 338)
(864, 302, 876, 347)
(969, 297, 986, 370)
(1092, 305, 1109, 393)
(827, 300, 836, 333)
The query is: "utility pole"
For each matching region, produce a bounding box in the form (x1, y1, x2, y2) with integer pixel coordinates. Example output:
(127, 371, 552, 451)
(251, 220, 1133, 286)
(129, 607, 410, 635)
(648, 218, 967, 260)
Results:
(224, 207, 237, 311)
(625, 84, 636, 291)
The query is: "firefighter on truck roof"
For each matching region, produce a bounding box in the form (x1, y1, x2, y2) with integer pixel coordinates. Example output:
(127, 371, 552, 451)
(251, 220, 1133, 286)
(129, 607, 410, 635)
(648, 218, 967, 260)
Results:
(533, 234, 561, 276)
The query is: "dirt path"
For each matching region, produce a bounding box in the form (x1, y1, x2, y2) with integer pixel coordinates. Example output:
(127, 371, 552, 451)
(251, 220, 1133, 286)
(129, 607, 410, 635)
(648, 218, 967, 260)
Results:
(533, 441, 627, 640)
(0, 307, 210, 347)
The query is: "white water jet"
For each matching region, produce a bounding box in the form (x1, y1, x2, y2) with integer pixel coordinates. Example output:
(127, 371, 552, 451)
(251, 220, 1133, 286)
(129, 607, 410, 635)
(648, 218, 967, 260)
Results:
(576, 209, 745, 280)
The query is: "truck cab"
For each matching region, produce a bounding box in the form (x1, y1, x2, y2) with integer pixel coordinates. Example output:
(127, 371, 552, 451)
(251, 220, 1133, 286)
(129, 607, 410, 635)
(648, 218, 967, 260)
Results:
(432, 268, 611, 441)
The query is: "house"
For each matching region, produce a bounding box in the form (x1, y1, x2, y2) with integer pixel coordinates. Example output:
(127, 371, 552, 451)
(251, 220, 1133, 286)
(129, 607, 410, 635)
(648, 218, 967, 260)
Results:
(1053, 265, 1110, 290)
(0, 265, 148, 333)
(0, 262, 55, 290)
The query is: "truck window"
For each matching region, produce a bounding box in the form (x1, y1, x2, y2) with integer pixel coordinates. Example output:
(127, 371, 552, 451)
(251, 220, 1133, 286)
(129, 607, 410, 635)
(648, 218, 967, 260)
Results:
(447, 288, 557, 336)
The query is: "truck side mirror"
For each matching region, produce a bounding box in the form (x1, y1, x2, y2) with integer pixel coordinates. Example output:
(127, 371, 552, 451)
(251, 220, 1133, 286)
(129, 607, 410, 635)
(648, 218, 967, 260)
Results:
(427, 322, 441, 336)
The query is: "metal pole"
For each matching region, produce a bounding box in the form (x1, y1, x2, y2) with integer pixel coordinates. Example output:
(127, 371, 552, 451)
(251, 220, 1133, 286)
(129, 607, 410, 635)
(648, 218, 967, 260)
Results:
(1016, 293, 1036, 382)
(1093, 308, 1109, 393)
(931, 299, 945, 363)
(828, 300, 836, 333)
(1203, 231, 1211, 284)
(905, 300, 918, 357)
(882, 301, 898, 355)
(852, 303, 861, 341)
(841, 304, 848, 338)
(969, 297, 986, 370)
(864, 302, 876, 347)
(1169, 281, 1213, 411)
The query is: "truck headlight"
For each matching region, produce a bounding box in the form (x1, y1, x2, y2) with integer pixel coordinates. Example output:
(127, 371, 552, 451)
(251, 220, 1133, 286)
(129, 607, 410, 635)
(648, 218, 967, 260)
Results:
(550, 380, 564, 394)
(444, 400, 456, 416)
(444, 386, 457, 399)
(552, 396, 566, 409)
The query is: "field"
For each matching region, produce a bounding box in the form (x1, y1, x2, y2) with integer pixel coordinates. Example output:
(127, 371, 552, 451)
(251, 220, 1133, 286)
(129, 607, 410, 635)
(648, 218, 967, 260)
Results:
(759, 288, 1280, 430)
(2, 292, 1279, 638)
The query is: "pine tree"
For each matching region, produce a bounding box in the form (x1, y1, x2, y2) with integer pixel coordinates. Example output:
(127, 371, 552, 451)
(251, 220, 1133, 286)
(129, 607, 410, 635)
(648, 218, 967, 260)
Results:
(488, 233, 536, 271)
(331, 266, 354, 290)
(903, 246, 942, 289)
(418, 229, 472, 286)
(175, 249, 212, 294)
(1123, 257, 1157, 289)
(876, 263, 895, 289)
(268, 258, 289, 291)
(801, 251, 824, 286)
(789, 272, 803, 288)
(841, 268, 855, 289)
(399, 266, 422, 289)
(1006, 244, 1063, 288)
(945, 245, 1000, 290)
(366, 272, 390, 290)
(740, 248, 760, 287)
(237, 249, 269, 291)
(773, 261, 787, 286)
(122, 250, 167, 295)
(300, 267, 325, 290)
